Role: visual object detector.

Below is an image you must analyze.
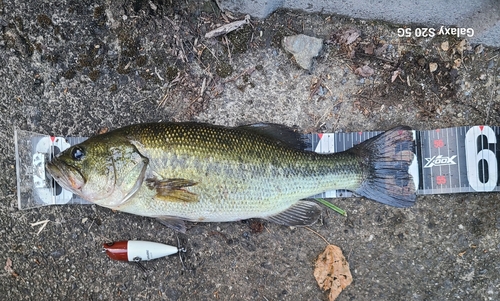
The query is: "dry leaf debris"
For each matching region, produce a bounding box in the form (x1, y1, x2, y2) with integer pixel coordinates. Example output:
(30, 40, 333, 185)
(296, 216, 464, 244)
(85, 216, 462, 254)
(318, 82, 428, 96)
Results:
(354, 65, 374, 77)
(4, 257, 19, 278)
(314, 245, 353, 301)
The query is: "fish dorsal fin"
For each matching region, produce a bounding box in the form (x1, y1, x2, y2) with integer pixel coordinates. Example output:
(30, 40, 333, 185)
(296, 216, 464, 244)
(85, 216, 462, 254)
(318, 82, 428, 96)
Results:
(146, 177, 199, 203)
(237, 123, 307, 150)
(265, 201, 321, 226)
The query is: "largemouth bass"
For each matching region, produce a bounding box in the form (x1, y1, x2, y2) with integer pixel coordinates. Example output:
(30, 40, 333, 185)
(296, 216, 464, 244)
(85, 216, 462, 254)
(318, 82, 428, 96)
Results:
(46, 122, 416, 232)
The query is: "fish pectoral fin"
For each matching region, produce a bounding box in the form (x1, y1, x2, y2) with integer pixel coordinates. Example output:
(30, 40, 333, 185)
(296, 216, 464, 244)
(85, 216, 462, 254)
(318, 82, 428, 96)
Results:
(265, 201, 321, 226)
(155, 216, 187, 233)
(146, 177, 199, 203)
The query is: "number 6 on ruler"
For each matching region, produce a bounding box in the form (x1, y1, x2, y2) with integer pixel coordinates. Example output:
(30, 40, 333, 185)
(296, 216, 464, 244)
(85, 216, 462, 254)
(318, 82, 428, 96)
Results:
(465, 126, 498, 191)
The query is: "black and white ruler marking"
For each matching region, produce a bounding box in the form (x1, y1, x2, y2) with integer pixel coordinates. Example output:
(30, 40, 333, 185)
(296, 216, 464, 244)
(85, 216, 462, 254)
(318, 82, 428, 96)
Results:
(15, 125, 500, 209)
(308, 125, 500, 198)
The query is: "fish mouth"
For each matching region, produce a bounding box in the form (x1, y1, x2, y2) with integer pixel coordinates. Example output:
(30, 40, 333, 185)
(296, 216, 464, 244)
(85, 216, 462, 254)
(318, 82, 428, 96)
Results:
(45, 159, 85, 195)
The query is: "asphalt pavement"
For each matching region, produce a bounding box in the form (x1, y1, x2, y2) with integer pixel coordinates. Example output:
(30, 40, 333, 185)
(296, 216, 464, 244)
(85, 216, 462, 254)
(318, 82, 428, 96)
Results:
(1, 1, 499, 300)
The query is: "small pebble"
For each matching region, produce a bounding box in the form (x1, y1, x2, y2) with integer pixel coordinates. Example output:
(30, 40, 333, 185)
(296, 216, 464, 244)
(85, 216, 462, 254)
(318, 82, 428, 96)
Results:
(429, 62, 438, 73)
(441, 41, 449, 51)
(283, 34, 323, 70)
(474, 44, 484, 54)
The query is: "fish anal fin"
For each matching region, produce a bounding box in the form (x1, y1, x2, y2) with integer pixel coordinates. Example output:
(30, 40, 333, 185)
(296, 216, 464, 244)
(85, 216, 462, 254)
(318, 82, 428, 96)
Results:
(146, 177, 199, 203)
(265, 201, 321, 226)
(155, 216, 187, 233)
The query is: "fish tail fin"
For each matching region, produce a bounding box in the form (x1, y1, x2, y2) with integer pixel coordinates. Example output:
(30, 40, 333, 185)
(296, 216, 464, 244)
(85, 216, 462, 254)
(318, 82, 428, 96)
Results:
(350, 126, 417, 207)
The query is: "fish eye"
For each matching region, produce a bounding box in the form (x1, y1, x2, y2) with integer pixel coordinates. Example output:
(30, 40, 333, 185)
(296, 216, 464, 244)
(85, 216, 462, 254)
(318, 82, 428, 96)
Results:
(71, 147, 85, 161)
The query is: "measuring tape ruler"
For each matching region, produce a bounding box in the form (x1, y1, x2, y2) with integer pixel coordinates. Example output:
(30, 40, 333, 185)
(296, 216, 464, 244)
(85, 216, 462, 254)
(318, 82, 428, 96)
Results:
(308, 125, 500, 198)
(14, 125, 500, 209)
(15, 128, 89, 209)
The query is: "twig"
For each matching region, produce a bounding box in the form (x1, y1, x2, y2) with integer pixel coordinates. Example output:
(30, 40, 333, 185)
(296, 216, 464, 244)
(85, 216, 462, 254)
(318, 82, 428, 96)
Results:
(158, 91, 171, 108)
(30, 220, 50, 235)
(484, 58, 498, 124)
(200, 43, 220, 63)
(304, 226, 330, 245)
(223, 66, 255, 84)
(486, 54, 498, 61)
(172, 35, 188, 63)
(357, 52, 397, 64)
(155, 67, 164, 81)
(223, 35, 232, 64)
(313, 107, 334, 129)
(164, 16, 177, 28)
(200, 77, 207, 96)
(205, 15, 250, 38)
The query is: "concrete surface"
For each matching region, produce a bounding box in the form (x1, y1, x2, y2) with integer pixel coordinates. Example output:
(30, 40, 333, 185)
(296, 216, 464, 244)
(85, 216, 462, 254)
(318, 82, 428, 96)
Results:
(1, 0, 499, 300)
(217, 0, 500, 47)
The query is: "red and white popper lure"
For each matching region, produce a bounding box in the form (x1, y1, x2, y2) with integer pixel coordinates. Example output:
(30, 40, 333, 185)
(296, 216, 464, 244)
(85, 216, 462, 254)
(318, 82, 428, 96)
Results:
(103, 240, 179, 262)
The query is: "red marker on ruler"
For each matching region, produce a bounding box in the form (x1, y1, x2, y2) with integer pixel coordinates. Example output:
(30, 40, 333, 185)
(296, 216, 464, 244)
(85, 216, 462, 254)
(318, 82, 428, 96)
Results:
(103, 241, 180, 262)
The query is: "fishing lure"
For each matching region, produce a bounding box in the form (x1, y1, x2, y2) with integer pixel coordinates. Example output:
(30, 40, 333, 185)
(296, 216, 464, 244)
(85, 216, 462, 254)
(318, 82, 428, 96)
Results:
(103, 240, 180, 262)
